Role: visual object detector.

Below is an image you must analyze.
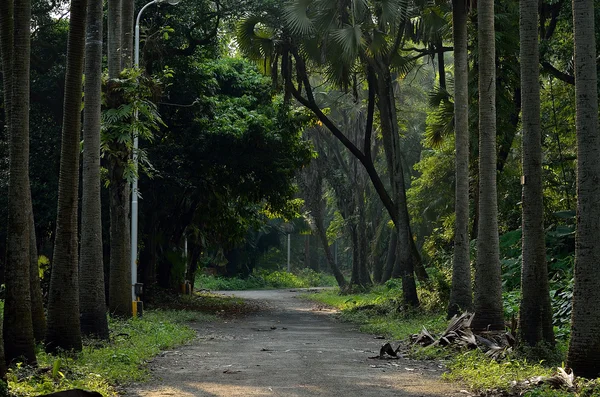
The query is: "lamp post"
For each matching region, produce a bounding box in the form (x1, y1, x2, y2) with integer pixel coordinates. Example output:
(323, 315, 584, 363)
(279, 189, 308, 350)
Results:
(131, 0, 180, 311)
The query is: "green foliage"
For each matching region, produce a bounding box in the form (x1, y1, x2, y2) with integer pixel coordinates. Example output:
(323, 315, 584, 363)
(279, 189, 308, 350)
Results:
(302, 288, 447, 340)
(195, 269, 337, 291)
(7, 311, 200, 396)
(444, 350, 554, 392)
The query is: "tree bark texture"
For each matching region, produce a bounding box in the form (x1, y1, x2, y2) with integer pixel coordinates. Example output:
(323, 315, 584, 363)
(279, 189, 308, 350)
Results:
(121, 0, 134, 68)
(472, 0, 504, 331)
(46, 0, 87, 353)
(108, 162, 132, 317)
(108, 0, 122, 78)
(3, 0, 37, 364)
(80, 0, 109, 339)
(374, 63, 418, 306)
(29, 211, 46, 342)
(519, 0, 555, 346)
(448, 0, 473, 318)
(566, 0, 600, 378)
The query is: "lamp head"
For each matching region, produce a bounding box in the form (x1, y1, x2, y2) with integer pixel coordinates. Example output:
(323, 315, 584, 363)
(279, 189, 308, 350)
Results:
(160, 0, 181, 4)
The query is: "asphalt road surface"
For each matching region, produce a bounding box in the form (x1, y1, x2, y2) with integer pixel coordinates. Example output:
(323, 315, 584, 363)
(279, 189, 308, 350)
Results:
(125, 289, 464, 397)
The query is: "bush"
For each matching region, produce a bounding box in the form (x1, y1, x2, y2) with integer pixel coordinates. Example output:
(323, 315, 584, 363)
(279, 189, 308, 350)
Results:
(195, 269, 337, 291)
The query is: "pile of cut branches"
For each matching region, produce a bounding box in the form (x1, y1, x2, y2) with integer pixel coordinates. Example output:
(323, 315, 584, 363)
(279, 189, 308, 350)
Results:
(410, 312, 515, 359)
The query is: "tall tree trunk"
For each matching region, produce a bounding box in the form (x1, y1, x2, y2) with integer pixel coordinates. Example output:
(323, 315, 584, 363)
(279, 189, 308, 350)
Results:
(2, 0, 37, 365)
(108, 163, 132, 317)
(471, 0, 504, 331)
(448, 0, 473, 318)
(29, 212, 46, 342)
(121, 0, 134, 68)
(381, 229, 397, 283)
(566, 0, 600, 377)
(80, 0, 109, 339)
(518, 0, 555, 347)
(375, 64, 418, 306)
(106, 0, 132, 317)
(108, 0, 122, 77)
(46, 0, 87, 353)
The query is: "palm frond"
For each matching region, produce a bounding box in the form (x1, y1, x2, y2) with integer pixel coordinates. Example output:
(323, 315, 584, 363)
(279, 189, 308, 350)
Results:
(377, 0, 410, 26)
(331, 24, 365, 62)
(236, 16, 276, 61)
(284, 0, 315, 36)
(389, 52, 417, 77)
(425, 95, 454, 148)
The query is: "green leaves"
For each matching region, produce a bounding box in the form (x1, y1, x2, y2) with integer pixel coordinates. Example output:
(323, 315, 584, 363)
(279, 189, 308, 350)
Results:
(331, 24, 366, 62)
(284, 0, 314, 36)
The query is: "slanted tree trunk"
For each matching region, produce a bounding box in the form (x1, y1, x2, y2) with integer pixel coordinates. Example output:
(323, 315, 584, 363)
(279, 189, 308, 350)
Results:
(566, 0, 600, 378)
(2, 0, 37, 364)
(46, 0, 87, 353)
(80, 0, 109, 339)
(518, 0, 555, 347)
(471, 0, 504, 331)
(448, 0, 473, 318)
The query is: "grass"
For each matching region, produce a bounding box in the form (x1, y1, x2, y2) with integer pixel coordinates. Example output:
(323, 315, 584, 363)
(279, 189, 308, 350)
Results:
(303, 288, 578, 397)
(195, 269, 337, 291)
(6, 290, 256, 397)
(8, 310, 202, 396)
(302, 287, 447, 340)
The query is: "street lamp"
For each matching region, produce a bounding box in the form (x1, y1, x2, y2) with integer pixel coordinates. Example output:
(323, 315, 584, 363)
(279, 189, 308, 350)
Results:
(131, 0, 180, 314)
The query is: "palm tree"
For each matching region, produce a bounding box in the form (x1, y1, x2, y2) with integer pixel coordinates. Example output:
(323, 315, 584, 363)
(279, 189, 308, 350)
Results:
(239, 0, 422, 305)
(471, 0, 504, 331)
(121, 0, 134, 67)
(518, 0, 554, 346)
(447, 0, 473, 318)
(107, 0, 132, 318)
(45, 0, 87, 353)
(1, 0, 37, 364)
(566, 0, 600, 378)
(80, 0, 109, 339)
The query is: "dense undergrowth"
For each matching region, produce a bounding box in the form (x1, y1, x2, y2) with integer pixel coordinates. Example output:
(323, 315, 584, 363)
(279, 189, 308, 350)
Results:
(5, 292, 252, 397)
(195, 268, 337, 290)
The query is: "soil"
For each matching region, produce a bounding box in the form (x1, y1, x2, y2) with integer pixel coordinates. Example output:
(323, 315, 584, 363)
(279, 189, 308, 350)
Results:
(125, 289, 466, 397)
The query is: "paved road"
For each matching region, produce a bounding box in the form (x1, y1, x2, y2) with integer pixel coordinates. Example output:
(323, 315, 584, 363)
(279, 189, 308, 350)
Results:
(126, 289, 463, 397)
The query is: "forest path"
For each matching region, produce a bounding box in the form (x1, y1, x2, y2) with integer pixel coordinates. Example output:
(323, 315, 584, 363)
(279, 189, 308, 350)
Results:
(125, 289, 464, 397)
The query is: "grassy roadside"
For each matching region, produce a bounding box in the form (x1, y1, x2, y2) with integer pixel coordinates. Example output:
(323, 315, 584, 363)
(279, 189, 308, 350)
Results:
(195, 269, 337, 291)
(6, 292, 253, 397)
(302, 288, 576, 397)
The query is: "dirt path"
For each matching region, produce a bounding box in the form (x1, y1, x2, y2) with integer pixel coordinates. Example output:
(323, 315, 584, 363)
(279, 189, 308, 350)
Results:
(125, 289, 464, 397)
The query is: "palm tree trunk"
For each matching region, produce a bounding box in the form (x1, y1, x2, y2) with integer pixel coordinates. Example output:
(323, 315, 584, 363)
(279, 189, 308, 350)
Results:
(108, 0, 122, 78)
(121, 0, 134, 68)
(448, 0, 473, 318)
(566, 0, 600, 378)
(518, 0, 555, 346)
(106, 0, 132, 318)
(46, 0, 87, 353)
(471, 0, 504, 331)
(29, 210, 46, 342)
(80, 0, 109, 339)
(3, 0, 37, 365)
